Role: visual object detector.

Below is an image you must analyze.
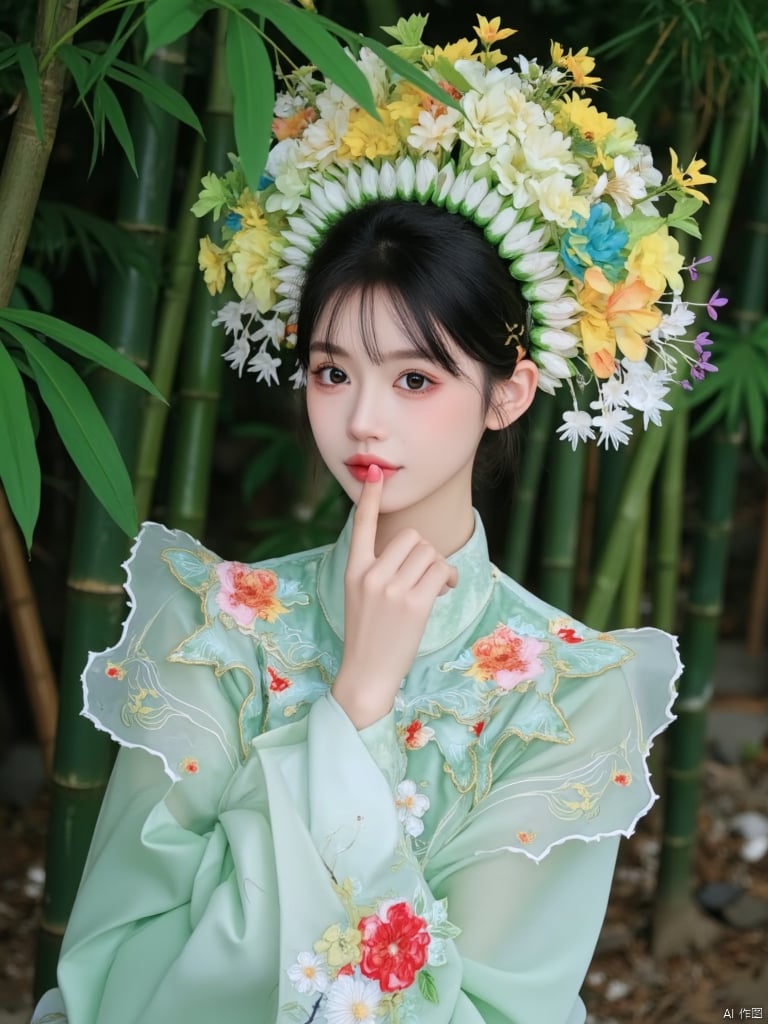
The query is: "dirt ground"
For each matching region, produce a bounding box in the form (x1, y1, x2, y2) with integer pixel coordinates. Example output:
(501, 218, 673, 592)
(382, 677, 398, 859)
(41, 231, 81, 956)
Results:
(1, 753, 766, 1024)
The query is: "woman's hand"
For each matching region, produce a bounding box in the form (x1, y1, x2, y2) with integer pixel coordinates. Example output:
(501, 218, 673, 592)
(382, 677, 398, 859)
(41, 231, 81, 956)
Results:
(332, 465, 458, 729)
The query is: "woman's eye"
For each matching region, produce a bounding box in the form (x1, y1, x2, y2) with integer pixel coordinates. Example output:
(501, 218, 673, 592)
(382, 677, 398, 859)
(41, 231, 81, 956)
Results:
(397, 372, 432, 392)
(313, 365, 348, 385)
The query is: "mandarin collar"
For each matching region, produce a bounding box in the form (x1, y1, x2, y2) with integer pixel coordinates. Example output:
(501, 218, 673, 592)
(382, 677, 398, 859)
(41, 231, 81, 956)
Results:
(316, 509, 495, 656)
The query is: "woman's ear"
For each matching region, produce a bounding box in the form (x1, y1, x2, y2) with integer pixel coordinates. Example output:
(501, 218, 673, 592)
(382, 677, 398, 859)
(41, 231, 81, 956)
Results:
(484, 357, 539, 431)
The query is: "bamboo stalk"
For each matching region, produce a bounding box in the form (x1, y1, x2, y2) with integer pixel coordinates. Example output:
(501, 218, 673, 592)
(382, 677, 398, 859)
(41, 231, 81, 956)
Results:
(652, 413, 686, 631)
(502, 396, 555, 581)
(582, 79, 753, 631)
(654, 139, 768, 941)
(537, 392, 587, 609)
(134, 135, 205, 522)
(165, 12, 233, 538)
(0, 0, 79, 307)
(616, 492, 648, 627)
(0, 488, 58, 771)
(35, 40, 188, 993)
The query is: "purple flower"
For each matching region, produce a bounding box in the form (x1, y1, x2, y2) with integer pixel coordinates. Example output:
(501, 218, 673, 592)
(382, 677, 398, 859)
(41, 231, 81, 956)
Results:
(693, 331, 712, 355)
(681, 380, 693, 391)
(706, 289, 728, 320)
(687, 255, 712, 281)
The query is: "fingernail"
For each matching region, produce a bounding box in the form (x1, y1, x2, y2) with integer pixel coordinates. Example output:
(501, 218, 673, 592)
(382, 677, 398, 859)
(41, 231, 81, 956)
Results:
(367, 464, 382, 483)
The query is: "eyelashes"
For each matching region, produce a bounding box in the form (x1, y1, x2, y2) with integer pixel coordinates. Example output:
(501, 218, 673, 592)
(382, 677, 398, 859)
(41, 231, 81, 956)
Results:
(309, 364, 437, 393)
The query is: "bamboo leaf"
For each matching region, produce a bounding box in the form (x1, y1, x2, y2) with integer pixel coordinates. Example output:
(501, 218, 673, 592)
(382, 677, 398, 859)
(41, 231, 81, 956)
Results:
(0, 310, 164, 401)
(16, 42, 44, 142)
(8, 326, 138, 537)
(12, 267, 54, 312)
(226, 14, 274, 189)
(96, 79, 137, 174)
(316, 16, 463, 115)
(108, 59, 203, 133)
(0, 44, 18, 72)
(0, 343, 40, 548)
(57, 45, 94, 110)
(251, 0, 376, 116)
(144, 0, 210, 56)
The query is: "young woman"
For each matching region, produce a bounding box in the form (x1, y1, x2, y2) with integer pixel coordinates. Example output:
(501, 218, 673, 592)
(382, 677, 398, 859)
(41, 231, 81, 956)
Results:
(34, 16, 716, 1024)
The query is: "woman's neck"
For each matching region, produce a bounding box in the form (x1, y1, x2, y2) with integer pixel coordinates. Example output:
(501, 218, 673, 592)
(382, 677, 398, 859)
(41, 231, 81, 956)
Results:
(373, 496, 476, 558)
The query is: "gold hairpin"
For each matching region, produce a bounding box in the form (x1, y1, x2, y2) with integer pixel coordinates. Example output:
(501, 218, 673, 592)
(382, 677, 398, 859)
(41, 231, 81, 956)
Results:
(504, 321, 523, 346)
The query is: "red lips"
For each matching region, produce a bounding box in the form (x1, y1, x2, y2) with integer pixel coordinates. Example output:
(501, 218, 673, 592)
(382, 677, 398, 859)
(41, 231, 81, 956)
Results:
(344, 455, 399, 481)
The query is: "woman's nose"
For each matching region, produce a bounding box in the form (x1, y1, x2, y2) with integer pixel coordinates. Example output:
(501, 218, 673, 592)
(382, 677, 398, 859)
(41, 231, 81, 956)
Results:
(346, 387, 387, 441)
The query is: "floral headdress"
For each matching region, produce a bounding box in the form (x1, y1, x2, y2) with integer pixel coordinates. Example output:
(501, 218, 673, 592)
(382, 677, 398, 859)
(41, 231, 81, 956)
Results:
(194, 14, 721, 448)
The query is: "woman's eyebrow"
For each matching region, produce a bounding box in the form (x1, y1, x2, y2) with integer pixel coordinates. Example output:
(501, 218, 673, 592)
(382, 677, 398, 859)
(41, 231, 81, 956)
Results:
(308, 339, 432, 362)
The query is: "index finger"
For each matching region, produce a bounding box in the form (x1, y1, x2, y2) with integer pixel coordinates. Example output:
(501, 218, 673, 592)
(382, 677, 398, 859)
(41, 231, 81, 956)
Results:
(348, 464, 383, 569)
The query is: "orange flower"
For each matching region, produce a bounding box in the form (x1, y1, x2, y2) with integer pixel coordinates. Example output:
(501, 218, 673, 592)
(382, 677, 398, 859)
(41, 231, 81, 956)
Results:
(272, 107, 316, 141)
(517, 831, 536, 845)
(577, 266, 662, 378)
(403, 720, 435, 749)
(180, 758, 199, 775)
(612, 771, 632, 787)
(466, 624, 546, 689)
(215, 562, 287, 626)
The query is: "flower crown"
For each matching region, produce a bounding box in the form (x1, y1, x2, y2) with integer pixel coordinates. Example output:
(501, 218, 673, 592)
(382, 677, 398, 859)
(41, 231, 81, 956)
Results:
(194, 14, 720, 448)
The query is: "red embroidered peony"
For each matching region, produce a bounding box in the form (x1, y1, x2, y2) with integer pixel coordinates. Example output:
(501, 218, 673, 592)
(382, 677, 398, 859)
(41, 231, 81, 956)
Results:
(358, 901, 430, 992)
(215, 562, 287, 626)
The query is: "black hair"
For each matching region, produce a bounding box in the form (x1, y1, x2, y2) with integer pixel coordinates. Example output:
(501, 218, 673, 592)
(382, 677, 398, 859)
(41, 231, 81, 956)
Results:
(295, 199, 532, 475)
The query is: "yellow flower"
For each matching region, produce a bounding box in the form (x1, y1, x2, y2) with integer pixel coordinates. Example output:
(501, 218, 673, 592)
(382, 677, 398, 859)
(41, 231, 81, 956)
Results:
(228, 227, 280, 311)
(386, 82, 425, 125)
(339, 107, 402, 161)
(233, 194, 269, 230)
(669, 148, 716, 204)
(425, 37, 479, 65)
(313, 924, 362, 968)
(627, 227, 684, 295)
(550, 41, 601, 88)
(556, 94, 615, 146)
(474, 15, 516, 44)
(577, 267, 662, 377)
(198, 237, 227, 295)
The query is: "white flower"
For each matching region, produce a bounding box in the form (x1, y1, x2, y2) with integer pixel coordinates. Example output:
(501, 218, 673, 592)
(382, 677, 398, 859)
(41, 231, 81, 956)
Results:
(287, 951, 329, 995)
(600, 374, 629, 410)
(592, 155, 647, 218)
(556, 409, 595, 450)
(213, 299, 255, 337)
(289, 364, 307, 389)
(324, 973, 382, 1024)
(222, 334, 251, 377)
(650, 297, 695, 341)
(356, 46, 390, 105)
(247, 349, 281, 385)
(622, 360, 673, 429)
(527, 171, 589, 228)
(408, 108, 461, 154)
(395, 780, 430, 837)
(273, 93, 305, 118)
(591, 403, 634, 449)
(251, 317, 286, 351)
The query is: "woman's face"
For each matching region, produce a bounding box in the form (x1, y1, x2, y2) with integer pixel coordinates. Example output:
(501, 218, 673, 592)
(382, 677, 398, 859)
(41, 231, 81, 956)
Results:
(305, 289, 496, 524)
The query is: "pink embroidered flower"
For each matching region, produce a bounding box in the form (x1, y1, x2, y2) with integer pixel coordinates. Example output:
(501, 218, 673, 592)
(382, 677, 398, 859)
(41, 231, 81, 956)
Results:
(358, 901, 430, 992)
(267, 667, 292, 692)
(517, 831, 536, 845)
(215, 562, 287, 626)
(612, 771, 632, 787)
(403, 720, 435, 750)
(466, 625, 547, 689)
(180, 758, 199, 775)
(105, 663, 124, 680)
(556, 626, 583, 644)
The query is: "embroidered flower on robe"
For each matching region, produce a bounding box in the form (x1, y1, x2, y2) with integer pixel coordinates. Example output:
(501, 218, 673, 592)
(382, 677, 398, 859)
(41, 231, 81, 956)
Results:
(465, 624, 547, 689)
(612, 770, 632, 786)
(314, 923, 362, 968)
(395, 780, 430, 837)
(286, 951, 329, 995)
(324, 972, 383, 1024)
(214, 562, 287, 626)
(403, 720, 435, 750)
(267, 666, 292, 692)
(358, 901, 431, 992)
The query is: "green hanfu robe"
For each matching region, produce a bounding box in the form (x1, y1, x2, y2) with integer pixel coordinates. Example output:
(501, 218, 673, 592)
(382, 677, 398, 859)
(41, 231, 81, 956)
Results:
(33, 510, 680, 1024)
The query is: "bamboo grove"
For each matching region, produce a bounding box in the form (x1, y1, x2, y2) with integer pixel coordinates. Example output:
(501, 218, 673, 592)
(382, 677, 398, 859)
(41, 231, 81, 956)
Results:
(0, 0, 766, 992)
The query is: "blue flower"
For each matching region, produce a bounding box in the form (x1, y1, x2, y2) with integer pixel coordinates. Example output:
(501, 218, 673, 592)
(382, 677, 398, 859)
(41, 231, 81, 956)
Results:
(561, 202, 628, 283)
(225, 211, 243, 232)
